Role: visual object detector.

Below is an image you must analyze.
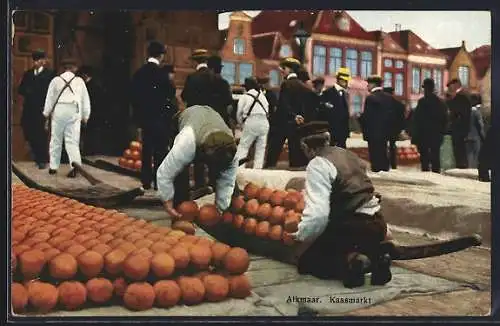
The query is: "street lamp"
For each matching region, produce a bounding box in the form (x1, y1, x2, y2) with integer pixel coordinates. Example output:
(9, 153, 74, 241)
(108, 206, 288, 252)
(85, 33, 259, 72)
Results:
(293, 21, 310, 65)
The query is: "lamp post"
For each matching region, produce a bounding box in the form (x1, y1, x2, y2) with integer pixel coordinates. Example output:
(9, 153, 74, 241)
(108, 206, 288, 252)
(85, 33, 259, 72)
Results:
(293, 21, 311, 65)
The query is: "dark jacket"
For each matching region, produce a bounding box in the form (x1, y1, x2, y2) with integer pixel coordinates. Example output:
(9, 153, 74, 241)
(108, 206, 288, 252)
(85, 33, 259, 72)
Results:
(388, 96, 406, 141)
(210, 74, 233, 127)
(276, 75, 312, 127)
(18, 67, 56, 124)
(319, 85, 350, 142)
(411, 92, 448, 145)
(181, 66, 216, 108)
(446, 90, 472, 138)
(264, 88, 278, 120)
(130, 62, 177, 129)
(359, 88, 393, 142)
(85, 78, 107, 128)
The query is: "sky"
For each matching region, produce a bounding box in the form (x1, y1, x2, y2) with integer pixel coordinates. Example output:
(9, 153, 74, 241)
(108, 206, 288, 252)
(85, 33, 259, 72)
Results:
(218, 11, 491, 51)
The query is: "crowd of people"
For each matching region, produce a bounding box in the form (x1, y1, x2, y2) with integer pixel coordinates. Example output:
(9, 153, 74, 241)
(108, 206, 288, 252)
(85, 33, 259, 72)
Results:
(15, 41, 491, 288)
(18, 42, 492, 185)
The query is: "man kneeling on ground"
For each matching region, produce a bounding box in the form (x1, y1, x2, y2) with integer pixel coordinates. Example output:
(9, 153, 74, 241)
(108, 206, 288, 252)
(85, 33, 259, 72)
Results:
(290, 122, 392, 288)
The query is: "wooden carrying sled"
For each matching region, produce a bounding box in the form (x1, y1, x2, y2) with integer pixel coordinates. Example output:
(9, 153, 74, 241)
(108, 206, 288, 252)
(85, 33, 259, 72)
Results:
(82, 157, 141, 179)
(12, 162, 144, 208)
(196, 182, 483, 266)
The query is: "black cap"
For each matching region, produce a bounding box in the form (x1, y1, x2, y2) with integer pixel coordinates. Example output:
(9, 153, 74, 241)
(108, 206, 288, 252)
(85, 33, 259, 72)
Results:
(422, 78, 435, 90)
(366, 75, 383, 86)
(147, 41, 166, 58)
(207, 55, 223, 69)
(297, 121, 330, 140)
(32, 49, 46, 61)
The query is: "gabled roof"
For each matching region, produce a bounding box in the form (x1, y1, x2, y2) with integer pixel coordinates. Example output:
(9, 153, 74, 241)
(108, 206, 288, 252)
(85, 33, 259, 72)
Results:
(439, 46, 462, 68)
(251, 10, 319, 39)
(369, 30, 406, 54)
(252, 32, 279, 59)
(313, 11, 377, 41)
(471, 45, 491, 79)
(388, 30, 445, 57)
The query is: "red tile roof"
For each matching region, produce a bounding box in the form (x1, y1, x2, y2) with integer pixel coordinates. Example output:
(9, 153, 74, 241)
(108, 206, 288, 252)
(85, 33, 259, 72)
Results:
(388, 30, 445, 57)
(370, 31, 406, 53)
(251, 10, 319, 39)
(471, 45, 491, 79)
(313, 11, 377, 41)
(252, 33, 279, 59)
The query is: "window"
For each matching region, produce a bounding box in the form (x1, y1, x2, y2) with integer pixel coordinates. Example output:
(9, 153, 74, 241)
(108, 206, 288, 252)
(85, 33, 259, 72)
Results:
(395, 60, 404, 69)
(279, 44, 292, 58)
(352, 95, 363, 115)
(329, 47, 342, 75)
(422, 68, 432, 80)
(269, 70, 280, 88)
(238, 63, 253, 85)
(233, 38, 245, 55)
(383, 72, 393, 88)
(384, 59, 393, 68)
(395, 73, 404, 96)
(360, 51, 372, 79)
(412, 67, 420, 94)
(221, 61, 236, 85)
(458, 65, 470, 87)
(346, 49, 358, 76)
(433, 68, 442, 94)
(312, 45, 326, 76)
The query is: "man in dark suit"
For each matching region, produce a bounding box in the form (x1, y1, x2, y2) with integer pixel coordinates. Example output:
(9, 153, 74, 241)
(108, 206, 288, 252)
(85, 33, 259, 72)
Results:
(359, 75, 393, 172)
(446, 78, 472, 169)
(78, 65, 107, 156)
(18, 49, 56, 169)
(383, 87, 406, 169)
(319, 68, 351, 149)
(265, 57, 311, 168)
(130, 41, 177, 190)
(180, 49, 217, 191)
(207, 55, 234, 130)
(410, 79, 448, 173)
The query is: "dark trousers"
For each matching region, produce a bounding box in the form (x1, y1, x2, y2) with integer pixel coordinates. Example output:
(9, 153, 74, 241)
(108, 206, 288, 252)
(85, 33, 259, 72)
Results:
(141, 127, 169, 189)
(298, 212, 387, 280)
(22, 119, 49, 164)
(265, 126, 287, 168)
(478, 134, 492, 182)
(417, 139, 442, 173)
(388, 140, 397, 169)
(452, 134, 468, 169)
(367, 139, 390, 172)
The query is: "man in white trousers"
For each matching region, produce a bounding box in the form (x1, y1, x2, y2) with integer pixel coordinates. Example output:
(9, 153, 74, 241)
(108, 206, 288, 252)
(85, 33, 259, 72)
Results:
(43, 58, 91, 177)
(235, 77, 270, 169)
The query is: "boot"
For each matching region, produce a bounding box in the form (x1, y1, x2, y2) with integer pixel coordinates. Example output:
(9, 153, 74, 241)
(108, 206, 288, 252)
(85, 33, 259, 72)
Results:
(343, 253, 371, 288)
(371, 253, 392, 286)
(48, 169, 57, 175)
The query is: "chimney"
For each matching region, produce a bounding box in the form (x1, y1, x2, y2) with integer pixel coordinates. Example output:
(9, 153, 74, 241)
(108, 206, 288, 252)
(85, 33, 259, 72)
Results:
(461, 40, 466, 49)
(395, 24, 401, 32)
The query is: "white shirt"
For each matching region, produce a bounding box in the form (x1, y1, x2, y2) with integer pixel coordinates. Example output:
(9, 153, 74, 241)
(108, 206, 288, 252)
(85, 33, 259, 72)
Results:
(236, 89, 269, 125)
(291, 156, 381, 242)
(370, 86, 384, 93)
(156, 125, 238, 212)
(43, 71, 91, 121)
(286, 73, 297, 80)
(147, 57, 160, 65)
(34, 66, 44, 76)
